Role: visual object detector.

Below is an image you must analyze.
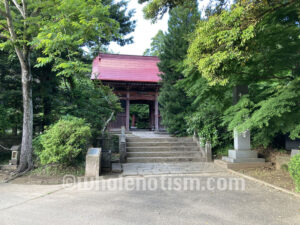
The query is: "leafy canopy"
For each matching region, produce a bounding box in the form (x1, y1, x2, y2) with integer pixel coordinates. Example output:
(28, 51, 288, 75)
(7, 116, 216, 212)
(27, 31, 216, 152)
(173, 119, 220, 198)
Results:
(183, 0, 300, 148)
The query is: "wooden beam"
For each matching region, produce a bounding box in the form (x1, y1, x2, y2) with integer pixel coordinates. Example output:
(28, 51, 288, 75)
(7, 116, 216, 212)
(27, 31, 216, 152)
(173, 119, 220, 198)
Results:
(119, 96, 155, 101)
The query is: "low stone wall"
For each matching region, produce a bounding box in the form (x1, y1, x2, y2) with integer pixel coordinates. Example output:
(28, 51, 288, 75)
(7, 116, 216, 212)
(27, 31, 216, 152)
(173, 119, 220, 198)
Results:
(193, 135, 212, 162)
(119, 126, 126, 163)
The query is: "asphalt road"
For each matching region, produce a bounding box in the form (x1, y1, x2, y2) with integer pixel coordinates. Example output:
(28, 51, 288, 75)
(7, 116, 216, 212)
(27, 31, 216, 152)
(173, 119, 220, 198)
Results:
(0, 171, 300, 225)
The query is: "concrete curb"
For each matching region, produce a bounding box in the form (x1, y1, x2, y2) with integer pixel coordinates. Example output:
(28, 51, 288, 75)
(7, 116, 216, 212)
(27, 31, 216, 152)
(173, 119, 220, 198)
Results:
(214, 161, 300, 199)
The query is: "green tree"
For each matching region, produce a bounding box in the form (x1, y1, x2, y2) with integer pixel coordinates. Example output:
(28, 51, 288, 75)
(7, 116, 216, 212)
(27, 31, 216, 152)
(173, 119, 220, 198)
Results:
(130, 104, 149, 129)
(158, 1, 200, 135)
(138, 0, 229, 21)
(138, 0, 187, 21)
(184, 0, 300, 148)
(144, 30, 165, 56)
(0, 50, 22, 135)
(56, 77, 121, 135)
(0, 0, 134, 172)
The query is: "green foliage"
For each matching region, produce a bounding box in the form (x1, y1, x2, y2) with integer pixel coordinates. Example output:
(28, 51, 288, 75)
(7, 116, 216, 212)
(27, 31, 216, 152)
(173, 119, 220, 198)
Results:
(0, 51, 23, 134)
(138, 0, 190, 22)
(181, 0, 300, 151)
(158, 2, 200, 136)
(130, 104, 149, 129)
(222, 80, 300, 147)
(31, 0, 120, 77)
(34, 116, 92, 166)
(179, 72, 233, 148)
(144, 30, 165, 56)
(56, 77, 121, 133)
(0, 105, 10, 134)
(187, 5, 255, 85)
(288, 154, 300, 192)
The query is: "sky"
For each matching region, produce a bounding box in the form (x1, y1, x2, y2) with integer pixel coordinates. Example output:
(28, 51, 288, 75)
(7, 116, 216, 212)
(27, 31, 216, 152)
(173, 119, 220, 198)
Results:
(109, 0, 210, 56)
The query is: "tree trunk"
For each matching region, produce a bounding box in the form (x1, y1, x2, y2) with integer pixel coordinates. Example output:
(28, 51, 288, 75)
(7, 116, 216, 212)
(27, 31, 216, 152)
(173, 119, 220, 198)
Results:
(4, 0, 33, 173)
(18, 63, 33, 172)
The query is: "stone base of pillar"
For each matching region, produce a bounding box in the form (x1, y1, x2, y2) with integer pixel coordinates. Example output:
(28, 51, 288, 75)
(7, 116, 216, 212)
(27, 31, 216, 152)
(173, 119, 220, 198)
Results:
(222, 149, 265, 163)
(222, 150, 265, 163)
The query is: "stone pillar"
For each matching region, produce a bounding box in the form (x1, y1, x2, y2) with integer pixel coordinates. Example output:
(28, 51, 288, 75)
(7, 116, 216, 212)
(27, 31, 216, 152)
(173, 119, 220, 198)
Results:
(154, 92, 159, 131)
(222, 86, 265, 163)
(126, 91, 130, 131)
(205, 141, 212, 162)
(234, 129, 251, 150)
(119, 126, 126, 163)
(85, 148, 101, 177)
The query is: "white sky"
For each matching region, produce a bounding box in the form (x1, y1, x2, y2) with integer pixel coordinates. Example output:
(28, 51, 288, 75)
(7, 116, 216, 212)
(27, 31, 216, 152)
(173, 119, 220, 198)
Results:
(109, 0, 210, 55)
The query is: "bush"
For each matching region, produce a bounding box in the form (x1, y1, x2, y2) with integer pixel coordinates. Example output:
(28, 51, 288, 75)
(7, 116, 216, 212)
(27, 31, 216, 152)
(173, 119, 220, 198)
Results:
(288, 154, 300, 192)
(34, 116, 91, 166)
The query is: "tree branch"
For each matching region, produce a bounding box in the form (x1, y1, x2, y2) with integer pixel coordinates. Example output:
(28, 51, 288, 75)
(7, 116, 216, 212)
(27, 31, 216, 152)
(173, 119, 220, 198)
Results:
(0, 143, 11, 151)
(11, 0, 25, 18)
(21, 0, 27, 17)
(4, 0, 25, 64)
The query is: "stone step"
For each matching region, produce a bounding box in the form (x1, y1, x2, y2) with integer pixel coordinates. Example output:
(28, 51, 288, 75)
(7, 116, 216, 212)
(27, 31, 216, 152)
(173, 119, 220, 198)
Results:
(112, 163, 122, 173)
(127, 157, 205, 163)
(127, 151, 202, 158)
(126, 146, 199, 152)
(126, 137, 194, 143)
(222, 156, 265, 163)
(127, 142, 197, 147)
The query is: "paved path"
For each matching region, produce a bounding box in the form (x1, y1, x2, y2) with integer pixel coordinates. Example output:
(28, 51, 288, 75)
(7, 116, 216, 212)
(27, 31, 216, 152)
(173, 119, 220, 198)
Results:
(0, 164, 300, 225)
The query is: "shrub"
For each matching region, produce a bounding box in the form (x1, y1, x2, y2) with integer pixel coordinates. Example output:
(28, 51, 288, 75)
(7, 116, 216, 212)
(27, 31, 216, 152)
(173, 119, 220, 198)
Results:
(34, 116, 91, 166)
(288, 154, 300, 192)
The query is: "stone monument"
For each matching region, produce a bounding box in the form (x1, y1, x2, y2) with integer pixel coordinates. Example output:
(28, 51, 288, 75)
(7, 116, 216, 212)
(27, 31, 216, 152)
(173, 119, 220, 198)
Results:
(222, 86, 265, 164)
(85, 148, 101, 177)
(9, 145, 20, 165)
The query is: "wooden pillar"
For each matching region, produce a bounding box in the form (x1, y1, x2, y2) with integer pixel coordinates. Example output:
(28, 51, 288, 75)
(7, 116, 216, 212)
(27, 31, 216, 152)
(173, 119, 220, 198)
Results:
(155, 92, 159, 131)
(131, 114, 136, 128)
(126, 91, 130, 131)
(149, 103, 154, 130)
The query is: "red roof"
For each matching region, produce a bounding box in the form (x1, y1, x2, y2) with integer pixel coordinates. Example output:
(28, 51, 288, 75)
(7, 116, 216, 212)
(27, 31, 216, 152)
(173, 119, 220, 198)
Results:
(91, 53, 161, 83)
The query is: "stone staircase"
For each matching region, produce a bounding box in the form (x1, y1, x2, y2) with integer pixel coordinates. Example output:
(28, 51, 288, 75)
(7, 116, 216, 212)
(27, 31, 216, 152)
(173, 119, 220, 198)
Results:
(126, 136, 205, 163)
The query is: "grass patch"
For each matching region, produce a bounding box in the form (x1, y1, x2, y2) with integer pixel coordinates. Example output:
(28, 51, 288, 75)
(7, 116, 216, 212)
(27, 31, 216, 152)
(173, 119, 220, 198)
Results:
(32, 163, 85, 177)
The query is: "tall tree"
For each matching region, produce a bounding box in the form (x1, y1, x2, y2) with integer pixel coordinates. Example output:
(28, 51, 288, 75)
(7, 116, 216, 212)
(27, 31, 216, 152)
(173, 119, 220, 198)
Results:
(138, 0, 187, 21)
(0, 0, 134, 173)
(143, 30, 165, 56)
(184, 0, 300, 147)
(139, 0, 229, 21)
(158, 1, 200, 135)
